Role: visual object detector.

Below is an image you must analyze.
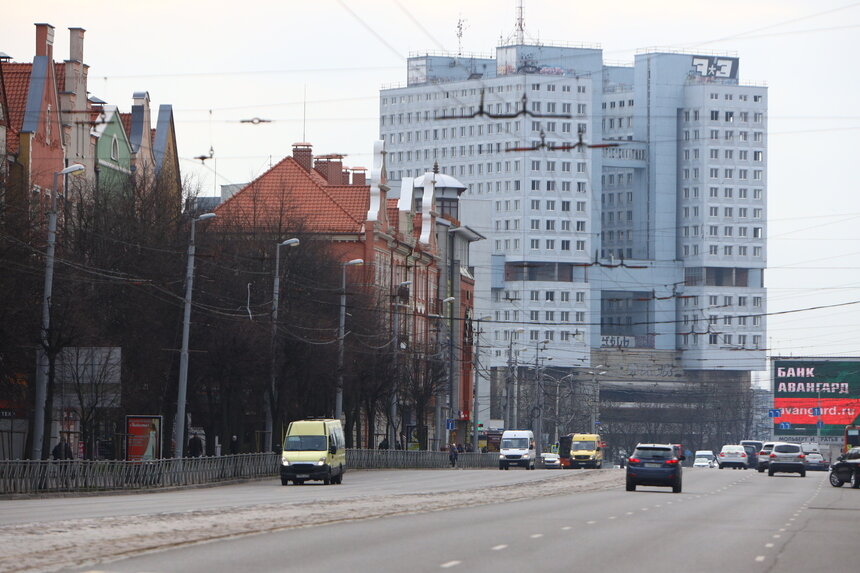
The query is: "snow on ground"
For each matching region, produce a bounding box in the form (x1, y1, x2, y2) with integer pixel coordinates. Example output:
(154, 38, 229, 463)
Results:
(0, 470, 620, 573)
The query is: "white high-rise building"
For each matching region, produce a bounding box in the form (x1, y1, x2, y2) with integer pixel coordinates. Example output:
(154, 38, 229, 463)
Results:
(380, 42, 766, 437)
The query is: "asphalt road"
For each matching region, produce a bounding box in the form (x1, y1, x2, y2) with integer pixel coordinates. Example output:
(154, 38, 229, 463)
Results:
(47, 467, 858, 573)
(1, 467, 562, 526)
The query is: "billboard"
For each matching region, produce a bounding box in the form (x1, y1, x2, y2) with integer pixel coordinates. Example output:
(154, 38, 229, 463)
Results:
(691, 55, 739, 80)
(126, 415, 162, 461)
(772, 359, 860, 440)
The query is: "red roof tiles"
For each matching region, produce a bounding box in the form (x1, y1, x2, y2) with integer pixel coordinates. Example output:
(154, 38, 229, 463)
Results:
(214, 156, 370, 234)
(1, 62, 32, 154)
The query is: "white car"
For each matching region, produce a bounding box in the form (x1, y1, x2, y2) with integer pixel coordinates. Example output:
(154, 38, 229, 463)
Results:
(718, 444, 750, 469)
(693, 456, 715, 468)
(541, 452, 561, 469)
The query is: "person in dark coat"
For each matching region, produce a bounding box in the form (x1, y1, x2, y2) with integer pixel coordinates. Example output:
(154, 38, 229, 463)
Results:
(188, 433, 204, 457)
(448, 443, 459, 468)
(52, 437, 73, 460)
(230, 435, 239, 455)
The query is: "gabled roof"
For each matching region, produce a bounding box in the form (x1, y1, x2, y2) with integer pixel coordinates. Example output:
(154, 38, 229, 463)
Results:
(214, 156, 369, 234)
(118, 112, 132, 140)
(1, 62, 32, 154)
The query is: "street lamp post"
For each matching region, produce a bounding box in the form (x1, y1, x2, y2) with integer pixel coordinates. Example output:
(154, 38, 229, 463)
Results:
(533, 340, 550, 455)
(336, 259, 364, 422)
(266, 238, 300, 451)
(505, 328, 525, 430)
(174, 212, 216, 458)
(31, 164, 85, 460)
(471, 315, 491, 453)
(390, 281, 411, 450)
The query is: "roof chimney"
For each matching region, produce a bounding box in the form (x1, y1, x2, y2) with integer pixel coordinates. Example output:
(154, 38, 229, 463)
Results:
(314, 154, 344, 184)
(69, 27, 85, 62)
(35, 23, 55, 58)
(293, 142, 312, 172)
(351, 168, 367, 186)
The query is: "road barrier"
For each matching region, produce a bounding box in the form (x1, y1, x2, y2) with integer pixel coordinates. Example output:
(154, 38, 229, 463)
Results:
(0, 449, 499, 495)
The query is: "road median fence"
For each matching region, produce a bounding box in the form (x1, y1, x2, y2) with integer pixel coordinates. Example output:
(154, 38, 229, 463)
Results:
(0, 450, 498, 494)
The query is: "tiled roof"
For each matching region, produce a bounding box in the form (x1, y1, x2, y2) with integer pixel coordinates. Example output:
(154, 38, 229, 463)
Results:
(1, 62, 32, 154)
(118, 112, 132, 140)
(54, 63, 65, 92)
(214, 156, 369, 234)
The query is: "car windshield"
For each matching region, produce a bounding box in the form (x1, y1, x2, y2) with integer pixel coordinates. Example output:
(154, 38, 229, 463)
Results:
(573, 441, 596, 450)
(284, 435, 327, 451)
(633, 447, 672, 459)
(501, 438, 529, 449)
(696, 452, 714, 460)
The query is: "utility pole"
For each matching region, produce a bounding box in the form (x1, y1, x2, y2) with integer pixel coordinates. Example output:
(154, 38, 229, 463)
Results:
(175, 212, 216, 458)
(32, 164, 85, 460)
(267, 238, 299, 451)
(336, 259, 364, 422)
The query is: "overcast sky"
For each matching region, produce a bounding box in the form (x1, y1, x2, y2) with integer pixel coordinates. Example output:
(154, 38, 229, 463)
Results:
(5, 0, 860, 365)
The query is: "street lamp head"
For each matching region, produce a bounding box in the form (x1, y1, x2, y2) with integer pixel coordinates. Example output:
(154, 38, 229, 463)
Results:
(281, 238, 300, 247)
(344, 258, 364, 266)
(442, 296, 455, 303)
(399, 280, 412, 287)
(59, 164, 86, 176)
(195, 213, 216, 222)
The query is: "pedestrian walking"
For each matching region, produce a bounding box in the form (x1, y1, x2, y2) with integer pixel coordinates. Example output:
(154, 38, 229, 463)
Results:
(448, 443, 459, 468)
(52, 437, 73, 460)
(188, 433, 204, 457)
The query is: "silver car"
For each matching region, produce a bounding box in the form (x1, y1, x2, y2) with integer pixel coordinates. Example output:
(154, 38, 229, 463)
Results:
(718, 445, 750, 469)
(757, 442, 776, 472)
(768, 442, 806, 477)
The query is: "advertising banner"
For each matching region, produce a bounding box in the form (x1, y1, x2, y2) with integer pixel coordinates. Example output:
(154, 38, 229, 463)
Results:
(772, 359, 860, 439)
(126, 415, 162, 461)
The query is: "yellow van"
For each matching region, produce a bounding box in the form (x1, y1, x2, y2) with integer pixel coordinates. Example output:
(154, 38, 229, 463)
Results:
(561, 433, 604, 469)
(280, 419, 346, 485)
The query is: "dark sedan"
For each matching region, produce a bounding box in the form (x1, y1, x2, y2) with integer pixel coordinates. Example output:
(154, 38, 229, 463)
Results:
(626, 443, 684, 493)
(829, 447, 860, 488)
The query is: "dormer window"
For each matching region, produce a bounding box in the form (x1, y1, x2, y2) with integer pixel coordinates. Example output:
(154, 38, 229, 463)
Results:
(111, 136, 119, 160)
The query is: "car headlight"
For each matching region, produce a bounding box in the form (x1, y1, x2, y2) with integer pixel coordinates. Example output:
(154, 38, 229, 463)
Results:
(316, 458, 326, 466)
(281, 459, 290, 466)
(522, 454, 530, 459)
(499, 454, 505, 460)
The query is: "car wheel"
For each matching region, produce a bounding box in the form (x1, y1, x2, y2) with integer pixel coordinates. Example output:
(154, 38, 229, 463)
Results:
(626, 479, 636, 492)
(293, 479, 305, 485)
(758, 467, 764, 473)
(280, 476, 290, 486)
(800, 469, 806, 478)
(323, 470, 332, 485)
(852, 469, 860, 489)
(829, 472, 844, 487)
(768, 468, 774, 477)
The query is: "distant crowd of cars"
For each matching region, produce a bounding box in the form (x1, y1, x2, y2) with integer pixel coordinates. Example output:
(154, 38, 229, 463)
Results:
(624, 439, 860, 494)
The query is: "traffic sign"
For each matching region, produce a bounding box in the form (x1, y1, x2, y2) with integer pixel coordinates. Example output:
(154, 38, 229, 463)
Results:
(779, 421, 791, 430)
(817, 420, 825, 428)
(446, 419, 455, 430)
(768, 409, 782, 418)
(811, 407, 822, 416)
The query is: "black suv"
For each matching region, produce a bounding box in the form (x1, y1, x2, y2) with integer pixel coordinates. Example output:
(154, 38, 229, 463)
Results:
(626, 443, 684, 493)
(829, 447, 860, 488)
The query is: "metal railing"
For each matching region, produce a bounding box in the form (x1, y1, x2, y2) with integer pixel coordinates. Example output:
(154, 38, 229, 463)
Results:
(0, 450, 500, 495)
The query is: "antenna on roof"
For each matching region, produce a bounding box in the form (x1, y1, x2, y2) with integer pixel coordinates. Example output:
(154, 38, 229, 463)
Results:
(302, 84, 307, 143)
(515, 0, 525, 45)
(456, 17, 465, 57)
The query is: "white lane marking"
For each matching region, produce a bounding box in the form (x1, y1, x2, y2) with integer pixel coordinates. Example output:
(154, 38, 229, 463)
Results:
(765, 543, 774, 548)
(530, 533, 544, 539)
(640, 508, 649, 511)
(561, 526, 572, 531)
(586, 520, 597, 525)
(491, 544, 507, 551)
(608, 516, 617, 520)
(626, 511, 634, 515)
(773, 534, 781, 539)
(440, 561, 461, 568)
(755, 556, 766, 562)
